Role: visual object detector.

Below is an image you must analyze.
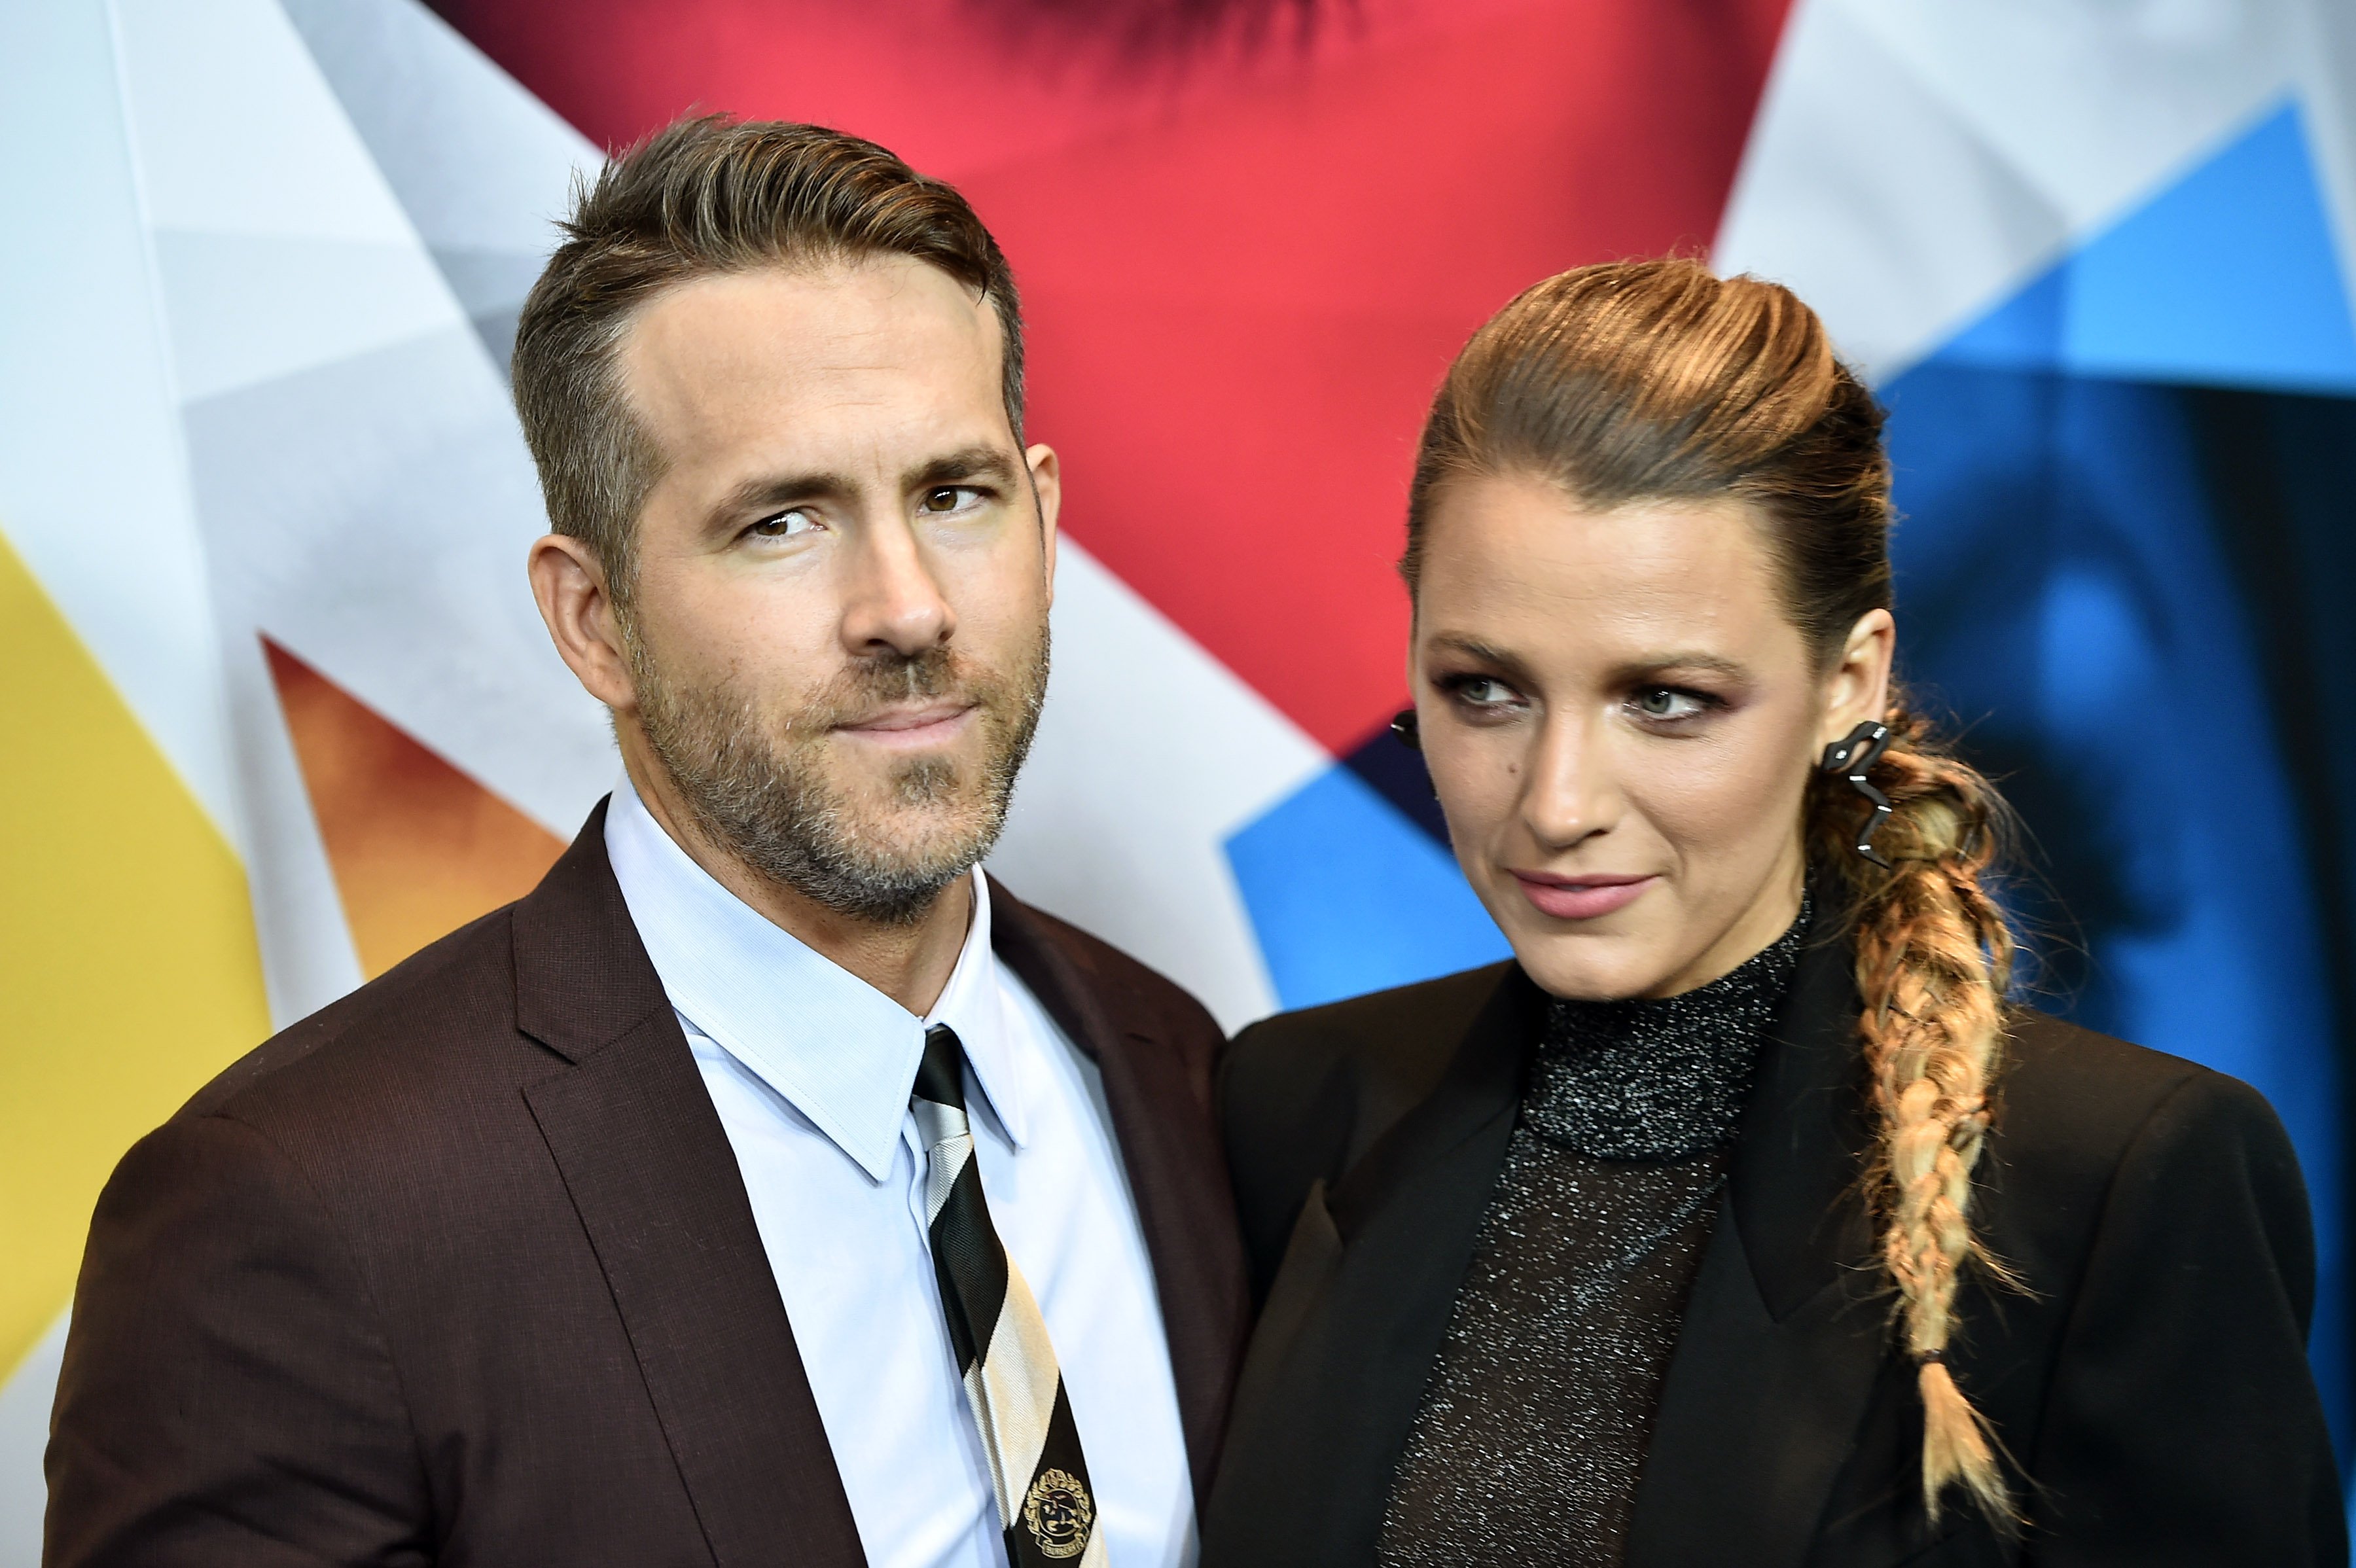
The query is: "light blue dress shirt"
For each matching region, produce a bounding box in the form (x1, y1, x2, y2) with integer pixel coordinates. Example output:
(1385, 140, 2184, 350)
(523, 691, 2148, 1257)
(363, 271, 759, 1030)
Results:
(603, 777, 1196, 1568)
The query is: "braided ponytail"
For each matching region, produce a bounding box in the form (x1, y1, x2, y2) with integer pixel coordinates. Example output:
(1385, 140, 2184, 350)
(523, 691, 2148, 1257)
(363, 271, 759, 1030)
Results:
(1812, 709, 2017, 1521)
(1404, 257, 2024, 1523)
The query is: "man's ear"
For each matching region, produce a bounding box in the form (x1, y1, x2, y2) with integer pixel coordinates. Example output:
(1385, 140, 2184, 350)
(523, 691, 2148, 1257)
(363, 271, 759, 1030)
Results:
(1819, 607, 1896, 753)
(528, 533, 637, 713)
(1026, 442, 1061, 606)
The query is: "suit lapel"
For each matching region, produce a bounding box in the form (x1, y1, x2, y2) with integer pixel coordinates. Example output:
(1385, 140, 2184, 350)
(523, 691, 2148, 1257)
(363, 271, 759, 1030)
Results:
(1626, 918, 1891, 1568)
(988, 888, 1251, 1503)
(1205, 965, 1539, 1567)
(513, 804, 865, 1568)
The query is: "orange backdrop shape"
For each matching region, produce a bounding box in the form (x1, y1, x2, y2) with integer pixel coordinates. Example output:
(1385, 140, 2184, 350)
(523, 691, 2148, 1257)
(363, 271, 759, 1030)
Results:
(264, 637, 565, 977)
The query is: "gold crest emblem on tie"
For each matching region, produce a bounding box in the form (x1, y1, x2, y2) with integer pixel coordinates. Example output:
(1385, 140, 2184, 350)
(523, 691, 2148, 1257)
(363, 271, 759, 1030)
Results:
(1022, 1469, 1094, 1559)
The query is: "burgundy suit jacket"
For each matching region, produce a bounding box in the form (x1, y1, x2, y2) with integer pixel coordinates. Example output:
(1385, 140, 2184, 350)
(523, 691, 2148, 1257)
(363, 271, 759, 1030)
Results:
(45, 803, 1249, 1567)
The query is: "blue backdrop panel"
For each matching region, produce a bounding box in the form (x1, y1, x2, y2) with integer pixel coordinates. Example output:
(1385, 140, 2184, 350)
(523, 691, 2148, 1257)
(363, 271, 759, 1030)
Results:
(1942, 101, 2356, 395)
(1885, 97, 2356, 1448)
(1226, 762, 1509, 1012)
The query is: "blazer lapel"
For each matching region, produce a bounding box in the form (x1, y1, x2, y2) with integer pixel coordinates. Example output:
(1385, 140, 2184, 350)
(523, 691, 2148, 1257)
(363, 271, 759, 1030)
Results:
(1205, 965, 1541, 1567)
(988, 887, 1252, 1502)
(513, 804, 865, 1568)
(1626, 919, 1890, 1568)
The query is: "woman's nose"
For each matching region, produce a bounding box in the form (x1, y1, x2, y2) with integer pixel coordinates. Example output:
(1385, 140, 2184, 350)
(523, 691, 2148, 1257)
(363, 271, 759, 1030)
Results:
(1520, 713, 1622, 849)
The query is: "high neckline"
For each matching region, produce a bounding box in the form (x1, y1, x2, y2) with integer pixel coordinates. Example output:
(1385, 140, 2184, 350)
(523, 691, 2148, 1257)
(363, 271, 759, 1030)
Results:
(1524, 900, 1810, 1162)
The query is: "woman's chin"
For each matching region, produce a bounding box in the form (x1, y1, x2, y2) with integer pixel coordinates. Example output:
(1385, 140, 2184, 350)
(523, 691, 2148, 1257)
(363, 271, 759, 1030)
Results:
(1506, 929, 1675, 1004)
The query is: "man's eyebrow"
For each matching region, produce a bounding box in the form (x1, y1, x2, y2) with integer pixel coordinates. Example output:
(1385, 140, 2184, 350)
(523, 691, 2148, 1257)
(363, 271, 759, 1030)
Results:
(707, 469, 857, 529)
(702, 445, 1020, 533)
(904, 445, 1022, 492)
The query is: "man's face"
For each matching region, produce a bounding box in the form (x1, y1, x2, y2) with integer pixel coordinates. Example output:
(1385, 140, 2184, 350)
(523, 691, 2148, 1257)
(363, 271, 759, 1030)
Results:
(609, 255, 1056, 924)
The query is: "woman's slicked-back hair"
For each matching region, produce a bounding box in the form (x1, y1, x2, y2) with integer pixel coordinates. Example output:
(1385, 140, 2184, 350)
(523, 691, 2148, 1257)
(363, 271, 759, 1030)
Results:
(1402, 259, 1889, 665)
(511, 114, 1023, 603)
(1408, 258, 2022, 1526)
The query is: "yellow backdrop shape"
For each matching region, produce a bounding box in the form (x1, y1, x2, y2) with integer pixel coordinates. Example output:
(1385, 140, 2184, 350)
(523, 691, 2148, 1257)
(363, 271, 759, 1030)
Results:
(0, 526, 270, 1380)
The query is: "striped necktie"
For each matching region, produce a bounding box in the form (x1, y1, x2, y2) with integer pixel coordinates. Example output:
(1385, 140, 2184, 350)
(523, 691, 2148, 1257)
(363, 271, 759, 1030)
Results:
(912, 1024, 1107, 1567)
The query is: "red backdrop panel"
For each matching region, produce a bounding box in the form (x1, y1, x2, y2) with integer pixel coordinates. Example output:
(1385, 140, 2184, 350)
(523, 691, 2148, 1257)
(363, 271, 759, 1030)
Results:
(430, 0, 1789, 749)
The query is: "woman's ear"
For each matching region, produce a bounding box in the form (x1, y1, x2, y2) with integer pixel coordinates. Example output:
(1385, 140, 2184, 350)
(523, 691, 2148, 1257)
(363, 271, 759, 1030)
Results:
(1820, 607, 1897, 753)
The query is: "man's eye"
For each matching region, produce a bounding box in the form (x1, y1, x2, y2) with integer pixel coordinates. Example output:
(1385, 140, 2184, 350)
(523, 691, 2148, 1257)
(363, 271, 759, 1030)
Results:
(919, 486, 982, 514)
(749, 508, 817, 539)
(1633, 686, 1709, 720)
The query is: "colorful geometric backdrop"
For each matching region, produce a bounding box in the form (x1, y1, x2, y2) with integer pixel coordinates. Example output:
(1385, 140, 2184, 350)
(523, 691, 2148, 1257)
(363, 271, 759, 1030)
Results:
(7, 0, 2356, 1550)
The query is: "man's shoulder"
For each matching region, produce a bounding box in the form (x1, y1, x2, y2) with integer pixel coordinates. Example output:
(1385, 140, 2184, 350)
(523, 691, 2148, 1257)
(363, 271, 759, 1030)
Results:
(989, 885, 1224, 1052)
(179, 900, 537, 1130)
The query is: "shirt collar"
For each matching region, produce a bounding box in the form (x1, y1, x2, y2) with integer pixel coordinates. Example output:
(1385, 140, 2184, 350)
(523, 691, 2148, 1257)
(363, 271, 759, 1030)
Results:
(603, 774, 1029, 1181)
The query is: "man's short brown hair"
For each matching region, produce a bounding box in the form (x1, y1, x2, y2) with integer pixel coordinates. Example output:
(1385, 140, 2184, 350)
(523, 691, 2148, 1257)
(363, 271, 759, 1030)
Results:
(512, 115, 1024, 600)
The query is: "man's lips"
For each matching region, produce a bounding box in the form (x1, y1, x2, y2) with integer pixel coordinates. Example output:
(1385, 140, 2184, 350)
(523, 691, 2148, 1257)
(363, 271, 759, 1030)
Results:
(1509, 870, 1658, 921)
(834, 702, 976, 745)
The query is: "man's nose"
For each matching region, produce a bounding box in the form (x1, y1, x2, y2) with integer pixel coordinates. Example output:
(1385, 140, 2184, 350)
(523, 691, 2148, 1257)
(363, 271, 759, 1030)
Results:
(839, 516, 955, 658)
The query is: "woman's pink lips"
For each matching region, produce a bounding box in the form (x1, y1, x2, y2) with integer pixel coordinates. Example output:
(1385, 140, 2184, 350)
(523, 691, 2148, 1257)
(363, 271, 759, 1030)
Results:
(1510, 871, 1658, 921)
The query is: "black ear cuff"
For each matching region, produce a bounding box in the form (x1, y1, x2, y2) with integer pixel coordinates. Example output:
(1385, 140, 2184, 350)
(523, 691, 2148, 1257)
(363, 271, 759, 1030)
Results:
(1819, 720, 1895, 868)
(1391, 709, 1421, 751)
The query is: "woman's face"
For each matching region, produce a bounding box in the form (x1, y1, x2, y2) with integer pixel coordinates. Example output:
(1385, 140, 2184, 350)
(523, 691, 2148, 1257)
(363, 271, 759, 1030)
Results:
(1410, 472, 1892, 1001)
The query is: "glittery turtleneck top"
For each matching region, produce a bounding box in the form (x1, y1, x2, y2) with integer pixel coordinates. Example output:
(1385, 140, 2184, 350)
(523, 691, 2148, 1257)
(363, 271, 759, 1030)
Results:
(1376, 907, 1810, 1567)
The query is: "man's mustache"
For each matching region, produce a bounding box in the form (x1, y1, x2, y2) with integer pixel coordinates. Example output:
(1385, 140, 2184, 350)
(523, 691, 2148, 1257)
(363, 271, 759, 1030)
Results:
(793, 647, 1001, 734)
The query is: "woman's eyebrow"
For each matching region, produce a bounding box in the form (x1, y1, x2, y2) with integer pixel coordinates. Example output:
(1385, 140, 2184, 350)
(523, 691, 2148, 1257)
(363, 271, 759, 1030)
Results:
(1425, 632, 1520, 667)
(1617, 651, 1751, 681)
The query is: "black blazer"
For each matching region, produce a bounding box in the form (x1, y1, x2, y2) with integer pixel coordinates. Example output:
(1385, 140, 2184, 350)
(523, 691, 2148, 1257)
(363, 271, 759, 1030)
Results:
(1201, 925, 2344, 1567)
(45, 802, 1249, 1567)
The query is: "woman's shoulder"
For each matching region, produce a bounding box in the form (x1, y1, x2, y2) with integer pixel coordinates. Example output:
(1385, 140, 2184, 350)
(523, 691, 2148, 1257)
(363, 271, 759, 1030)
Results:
(1223, 961, 1529, 1139)
(1219, 961, 1526, 1269)
(1230, 961, 1522, 1072)
(1997, 1008, 2293, 1174)
(1987, 1008, 2310, 1275)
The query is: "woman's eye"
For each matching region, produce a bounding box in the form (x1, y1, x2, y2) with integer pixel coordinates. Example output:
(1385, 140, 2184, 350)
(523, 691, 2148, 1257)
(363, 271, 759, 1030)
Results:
(1632, 686, 1709, 721)
(749, 507, 817, 539)
(1450, 676, 1521, 709)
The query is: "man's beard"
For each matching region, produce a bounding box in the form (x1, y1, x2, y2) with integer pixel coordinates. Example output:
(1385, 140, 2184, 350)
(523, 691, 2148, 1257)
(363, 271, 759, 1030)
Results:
(628, 626, 1048, 926)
